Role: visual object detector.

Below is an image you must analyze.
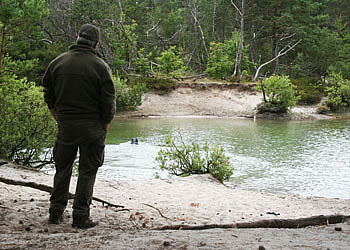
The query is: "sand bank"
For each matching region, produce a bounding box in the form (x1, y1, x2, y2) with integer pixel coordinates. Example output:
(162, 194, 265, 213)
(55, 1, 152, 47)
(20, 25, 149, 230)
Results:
(1, 163, 349, 249)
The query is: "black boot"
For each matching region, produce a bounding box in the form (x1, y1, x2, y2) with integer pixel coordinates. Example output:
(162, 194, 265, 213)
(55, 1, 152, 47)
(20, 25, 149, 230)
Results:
(48, 214, 63, 225)
(72, 217, 98, 229)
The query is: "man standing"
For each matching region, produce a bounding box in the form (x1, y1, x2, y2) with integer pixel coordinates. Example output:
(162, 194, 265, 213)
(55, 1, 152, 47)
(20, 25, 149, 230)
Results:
(42, 24, 116, 229)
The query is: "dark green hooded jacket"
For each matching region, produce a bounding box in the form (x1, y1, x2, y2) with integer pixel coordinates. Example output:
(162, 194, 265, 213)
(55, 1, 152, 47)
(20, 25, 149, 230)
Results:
(42, 44, 116, 124)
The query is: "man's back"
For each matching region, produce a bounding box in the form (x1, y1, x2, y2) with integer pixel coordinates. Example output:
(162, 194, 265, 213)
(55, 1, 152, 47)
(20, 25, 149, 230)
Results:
(43, 44, 115, 123)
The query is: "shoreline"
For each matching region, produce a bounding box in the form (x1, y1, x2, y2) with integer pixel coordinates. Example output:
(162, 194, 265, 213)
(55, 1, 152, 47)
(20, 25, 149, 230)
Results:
(1, 163, 350, 249)
(118, 87, 333, 120)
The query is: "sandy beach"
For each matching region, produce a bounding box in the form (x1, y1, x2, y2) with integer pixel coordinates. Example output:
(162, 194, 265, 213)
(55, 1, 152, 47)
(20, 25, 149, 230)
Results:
(1, 162, 350, 249)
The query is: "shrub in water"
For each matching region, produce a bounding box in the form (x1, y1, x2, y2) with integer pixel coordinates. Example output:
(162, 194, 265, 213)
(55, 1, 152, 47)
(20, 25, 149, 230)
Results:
(156, 131, 234, 182)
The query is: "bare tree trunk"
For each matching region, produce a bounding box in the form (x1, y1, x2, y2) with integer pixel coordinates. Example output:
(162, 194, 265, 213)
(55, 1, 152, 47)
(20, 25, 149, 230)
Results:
(0, 29, 6, 75)
(249, 24, 264, 67)
(187, 1, 209, 59)
(230, 0, 245, 80)
(238, 0, 245, 80)
(253, 39, 302, 81)
(145, 21, 159, 54)
(233, 38, 240, 76)
(118, 0, 124, 23)
(211, 0, 217, 41)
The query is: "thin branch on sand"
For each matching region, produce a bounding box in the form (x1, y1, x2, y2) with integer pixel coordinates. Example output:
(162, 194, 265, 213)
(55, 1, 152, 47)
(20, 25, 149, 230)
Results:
(142, 203, 175, 221)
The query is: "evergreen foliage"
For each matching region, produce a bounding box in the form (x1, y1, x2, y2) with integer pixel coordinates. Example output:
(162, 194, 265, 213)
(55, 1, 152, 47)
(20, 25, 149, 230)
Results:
(134, 48, 152, 76)
(325, 73, 350, 111)
(155, 46, 186, 78)
(0, 59, 56, 166)
(256, 75, 299, 113)
(156, 131, 234, 183)
(0, 0, 49, 76)
(206, 32, 255, 79)
(114, 76, 148, 111)
(291, 77, 323, 105)
(39, 0, 350, 81)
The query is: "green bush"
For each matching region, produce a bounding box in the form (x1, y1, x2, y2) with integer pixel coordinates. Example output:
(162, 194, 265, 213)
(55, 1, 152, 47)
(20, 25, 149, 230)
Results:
(205, 41, 234, 79)
(114, 76, 148, 111)
(205, 32, 255, 79)
(291, 77, 323, 104)
(325, 73, 350, 111)
(156, 46, 186, 78)
(255, 75, 299, 113)
(129, 76, 176, 91)
(156, 132, 234, 183)
(134, 48, 152, 76)
(0, 71, 57, 167)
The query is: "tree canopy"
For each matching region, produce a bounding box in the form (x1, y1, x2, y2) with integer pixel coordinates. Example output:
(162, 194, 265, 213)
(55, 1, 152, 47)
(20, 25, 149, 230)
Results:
(0, 0, 347, 81)
(28, 0, 347, 81)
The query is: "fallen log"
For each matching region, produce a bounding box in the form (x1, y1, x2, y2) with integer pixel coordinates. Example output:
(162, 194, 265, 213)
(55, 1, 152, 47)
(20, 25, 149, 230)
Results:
(0, 176, 124, 209)
(155, 214, 350, 230)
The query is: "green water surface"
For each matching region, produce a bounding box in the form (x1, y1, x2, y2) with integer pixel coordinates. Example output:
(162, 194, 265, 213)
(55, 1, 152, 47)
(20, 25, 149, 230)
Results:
(99, 118, 350, 199)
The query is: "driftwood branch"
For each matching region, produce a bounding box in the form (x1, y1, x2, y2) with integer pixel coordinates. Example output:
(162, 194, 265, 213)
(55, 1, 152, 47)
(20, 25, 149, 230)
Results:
(155, 215, 350, 230)
(0, 176, 124, 209)
(142, 203, 175, 221)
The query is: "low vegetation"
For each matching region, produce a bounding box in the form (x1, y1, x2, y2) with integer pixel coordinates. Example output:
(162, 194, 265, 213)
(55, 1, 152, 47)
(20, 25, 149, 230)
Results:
(0, 60, 56, 166)
(114, 76, 148, 111)
(255, 75, 299, 113)
(156, 131, 234, 183)
(325, 73, 350, 111)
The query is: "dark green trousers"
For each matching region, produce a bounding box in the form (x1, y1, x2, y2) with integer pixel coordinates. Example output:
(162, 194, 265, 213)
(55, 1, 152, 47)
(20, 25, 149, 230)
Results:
(49, 120, 106, 220)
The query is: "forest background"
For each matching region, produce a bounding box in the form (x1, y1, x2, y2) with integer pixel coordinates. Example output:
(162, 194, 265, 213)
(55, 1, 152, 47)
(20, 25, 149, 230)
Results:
(0, 0, 349, 167)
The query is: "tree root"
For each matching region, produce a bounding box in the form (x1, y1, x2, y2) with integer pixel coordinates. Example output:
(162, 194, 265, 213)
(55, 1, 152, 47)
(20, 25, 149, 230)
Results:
(155, 215, 350, 230)
(0, 176, 124, 209)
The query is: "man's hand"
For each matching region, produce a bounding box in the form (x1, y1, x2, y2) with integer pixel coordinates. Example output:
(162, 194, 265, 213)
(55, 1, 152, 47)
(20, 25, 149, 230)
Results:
(104, 123, 110, 132)
(49, 108, 56, 121)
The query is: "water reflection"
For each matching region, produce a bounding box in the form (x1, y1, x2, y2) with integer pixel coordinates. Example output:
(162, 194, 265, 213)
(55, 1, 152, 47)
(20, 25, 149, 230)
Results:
(99, 118, 350, 199)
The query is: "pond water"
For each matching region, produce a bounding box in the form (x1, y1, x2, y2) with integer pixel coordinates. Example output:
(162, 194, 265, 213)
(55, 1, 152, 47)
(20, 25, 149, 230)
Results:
(98, 117, 350, 199)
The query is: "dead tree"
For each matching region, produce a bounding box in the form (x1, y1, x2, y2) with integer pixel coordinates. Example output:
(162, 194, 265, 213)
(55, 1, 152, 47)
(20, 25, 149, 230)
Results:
(186, 0, 209, 59)
(253, 39, 302, 81)
(230, 0, 246, 80)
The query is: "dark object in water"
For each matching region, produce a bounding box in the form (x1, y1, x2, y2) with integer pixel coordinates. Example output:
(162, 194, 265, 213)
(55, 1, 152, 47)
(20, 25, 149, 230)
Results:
(131, 138, 139, 145)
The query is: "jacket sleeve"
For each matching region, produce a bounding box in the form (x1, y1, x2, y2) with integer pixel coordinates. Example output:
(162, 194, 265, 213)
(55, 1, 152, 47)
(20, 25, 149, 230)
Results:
(42, 67, 56, 109)
(100, 67, 116, 124)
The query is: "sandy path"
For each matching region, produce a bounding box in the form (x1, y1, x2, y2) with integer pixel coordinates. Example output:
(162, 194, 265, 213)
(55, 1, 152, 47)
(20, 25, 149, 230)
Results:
(1, 163, 349, 249)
